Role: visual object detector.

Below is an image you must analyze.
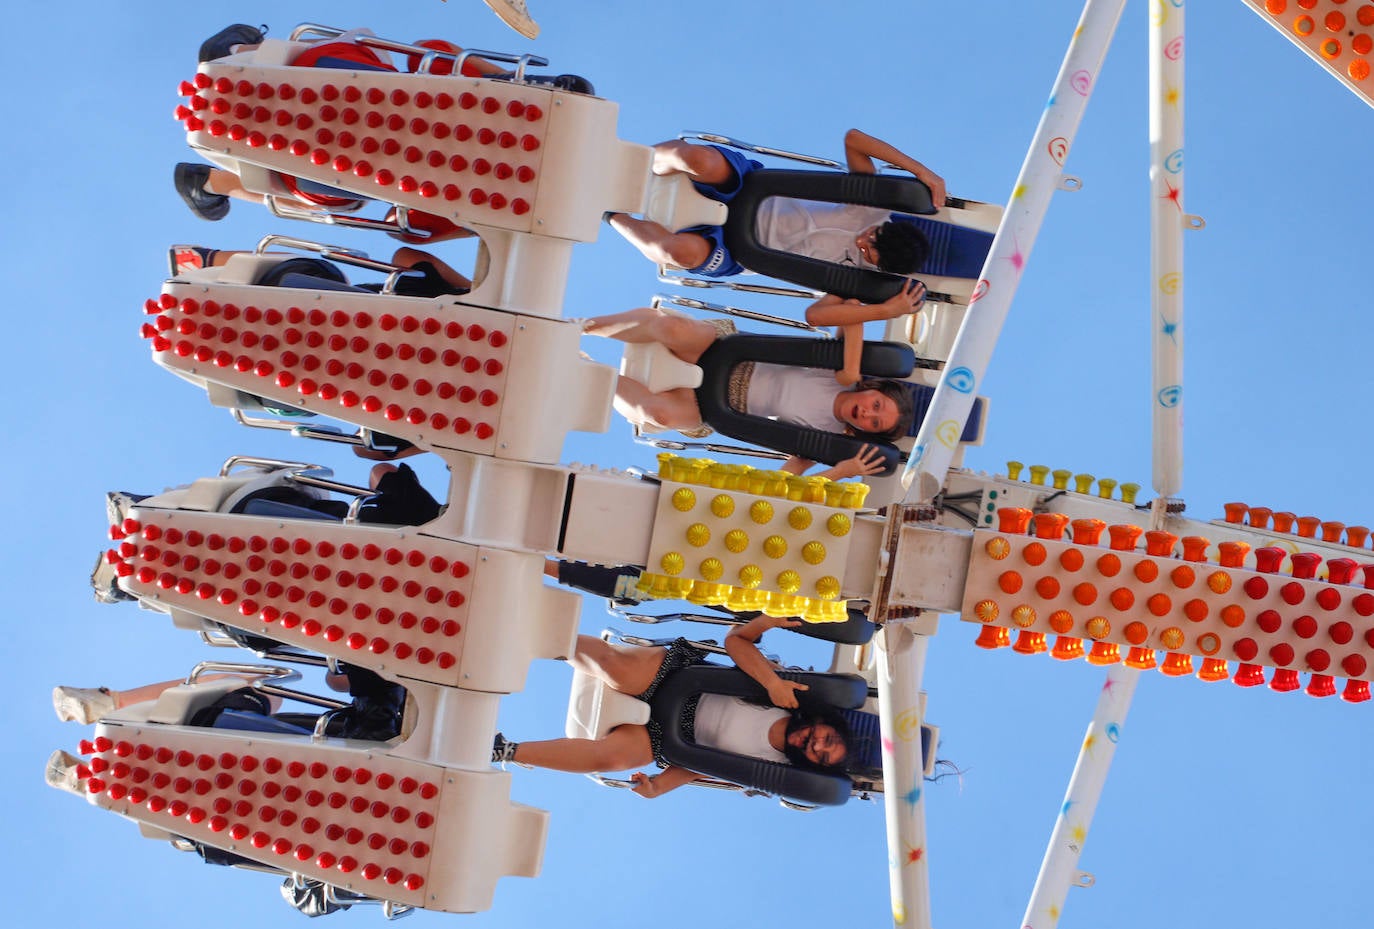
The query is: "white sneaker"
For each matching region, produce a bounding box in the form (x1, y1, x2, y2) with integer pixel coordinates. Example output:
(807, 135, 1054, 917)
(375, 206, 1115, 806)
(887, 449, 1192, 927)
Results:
(45, 750, 83, 795)
(52, 686, 116, 724)
(484, 0, 540, 39)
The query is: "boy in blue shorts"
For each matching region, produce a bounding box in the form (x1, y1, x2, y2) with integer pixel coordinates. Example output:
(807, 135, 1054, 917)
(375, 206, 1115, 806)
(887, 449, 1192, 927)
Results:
(606, 128, 947, 278)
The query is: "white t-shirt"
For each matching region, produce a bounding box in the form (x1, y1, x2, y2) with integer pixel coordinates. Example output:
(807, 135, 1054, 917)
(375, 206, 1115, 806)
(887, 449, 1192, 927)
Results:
(693, 695, 788, 763)
(744, 364, 845, 433)
(755, 198, 892, 268)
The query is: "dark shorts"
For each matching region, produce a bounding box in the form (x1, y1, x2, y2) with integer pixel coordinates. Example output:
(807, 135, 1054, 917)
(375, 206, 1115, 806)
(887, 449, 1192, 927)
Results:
(636, 638, 708, 764)
(683, 223, 744, 277)
(689, 146, 763, 204)
(681, 146, 762, 278)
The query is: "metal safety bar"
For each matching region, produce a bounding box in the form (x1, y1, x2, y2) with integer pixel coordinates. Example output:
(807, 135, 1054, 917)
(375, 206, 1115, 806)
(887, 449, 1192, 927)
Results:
(679, 132, 843, 169)
(288, 23, 547, 78)
(633, 435, 790, 462)
(216, 455, 378, 522)
(651, 293, 823, 332)
(254, 234, 420, 294)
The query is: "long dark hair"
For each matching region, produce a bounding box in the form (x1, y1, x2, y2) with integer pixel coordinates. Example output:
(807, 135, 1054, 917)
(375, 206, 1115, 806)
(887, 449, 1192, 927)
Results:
(847, 378, 915, 443)
(781, 706, 854, 774)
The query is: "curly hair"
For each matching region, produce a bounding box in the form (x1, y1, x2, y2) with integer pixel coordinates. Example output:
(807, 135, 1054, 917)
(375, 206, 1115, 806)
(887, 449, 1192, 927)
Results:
(873, 220, 931, 274)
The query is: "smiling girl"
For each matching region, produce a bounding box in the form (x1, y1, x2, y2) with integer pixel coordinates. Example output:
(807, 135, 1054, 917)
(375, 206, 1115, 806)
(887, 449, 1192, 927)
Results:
(585, 301, 916, 480)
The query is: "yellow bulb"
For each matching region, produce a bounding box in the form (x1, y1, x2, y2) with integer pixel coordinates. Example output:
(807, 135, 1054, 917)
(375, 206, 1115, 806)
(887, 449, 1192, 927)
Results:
(815, 575, 840, 599)
(777, 570, 802, 594)
(763, 535, 788, 559)
(827, 513, 851, 537)
(749, 500, 774, 524)
(738, 564, 763, 588)
(700, 557, 724, 581)
(710, 494, 735, 518)
(685, 523, 711, 547)
(801, 540, 827, 565)
(660, 552, 685, 576)
(788, 506, 813, 531)
(671, 487, 696, 512)
(724, 529, 749, 553)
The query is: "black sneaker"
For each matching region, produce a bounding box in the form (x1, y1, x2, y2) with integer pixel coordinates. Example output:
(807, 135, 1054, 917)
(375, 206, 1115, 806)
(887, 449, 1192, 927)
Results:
(513, 72, 595, 95)
(198, 23, 266, 62)
(492, 732, 520, 765)
(551, 74, 595, 95)
(174, 163, 230, 221)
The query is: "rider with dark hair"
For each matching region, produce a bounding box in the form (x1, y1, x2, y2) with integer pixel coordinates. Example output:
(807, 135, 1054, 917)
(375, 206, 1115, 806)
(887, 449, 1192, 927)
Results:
(491, 616, 856, 798)
(608, 128, 946, 279)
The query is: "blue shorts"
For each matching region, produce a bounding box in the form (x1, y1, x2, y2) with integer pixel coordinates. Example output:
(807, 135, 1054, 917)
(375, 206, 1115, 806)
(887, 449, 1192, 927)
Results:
(681, 146, 763, 278)
(683, 223, 744, 277)
(690, 145, 763, 204)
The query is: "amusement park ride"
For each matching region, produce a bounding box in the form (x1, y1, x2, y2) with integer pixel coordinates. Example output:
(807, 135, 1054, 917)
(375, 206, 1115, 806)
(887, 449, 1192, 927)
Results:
(46, 2, 1374, 926)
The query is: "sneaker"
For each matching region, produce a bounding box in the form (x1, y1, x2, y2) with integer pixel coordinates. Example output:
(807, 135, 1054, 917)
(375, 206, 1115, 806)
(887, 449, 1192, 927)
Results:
(90, 550, 132, 605)
(491, 732, 520, 765)
(52, 686, 117, 724)
(516, 73, 595, 95)
(484, 0, 539, 39)
(174, 163, 230, 221)
(199, 23, 266, 62)
(168, 246, 218, 277)
(551, 74, 595, 95)
(45, 750, 83, 795)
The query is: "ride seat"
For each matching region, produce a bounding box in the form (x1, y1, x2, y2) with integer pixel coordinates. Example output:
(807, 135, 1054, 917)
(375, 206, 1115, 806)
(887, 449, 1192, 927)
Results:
(642, 172, 729, 234)
(651, 664, 868, 806)
(693, 333, 918, 476)
(564, 672, 650, 741)
(722, 169, 935, 303)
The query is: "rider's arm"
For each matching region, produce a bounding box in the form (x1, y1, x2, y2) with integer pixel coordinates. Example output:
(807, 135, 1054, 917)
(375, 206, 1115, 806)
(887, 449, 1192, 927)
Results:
(630, 765, 701, 798)
(843, 128, 946, 206)
(726, 616, 809, 707)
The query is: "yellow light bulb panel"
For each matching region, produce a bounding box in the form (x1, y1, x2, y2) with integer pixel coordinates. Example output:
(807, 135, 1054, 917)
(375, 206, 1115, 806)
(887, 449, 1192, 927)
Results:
(639, 457, 866, 623)
(961, 528, 1374, 688)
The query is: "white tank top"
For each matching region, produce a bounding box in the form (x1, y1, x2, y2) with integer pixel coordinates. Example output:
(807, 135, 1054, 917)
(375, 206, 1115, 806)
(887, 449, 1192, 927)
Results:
(692, 695, 788, 763)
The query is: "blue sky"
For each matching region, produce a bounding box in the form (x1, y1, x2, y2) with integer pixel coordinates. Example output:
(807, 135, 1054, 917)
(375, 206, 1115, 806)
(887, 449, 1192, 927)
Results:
(6, 2, 1371, 927)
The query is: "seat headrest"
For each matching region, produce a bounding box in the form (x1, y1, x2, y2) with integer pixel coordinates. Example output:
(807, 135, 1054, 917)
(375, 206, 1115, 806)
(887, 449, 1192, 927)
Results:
(648, 664, 867, 806)
(694, 334, 915, 475)
(722, 169, 935, 302)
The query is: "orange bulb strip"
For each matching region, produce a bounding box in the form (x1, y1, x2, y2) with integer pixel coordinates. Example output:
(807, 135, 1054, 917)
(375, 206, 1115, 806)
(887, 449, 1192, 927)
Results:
(963, 519, 1374, 698)
(145, 284, 514, 458)
(1224, 502, 1374, 550)
(179, 62, 549, 231)
(107, 508, 475, 688)
(1245, 0, 1374, 109)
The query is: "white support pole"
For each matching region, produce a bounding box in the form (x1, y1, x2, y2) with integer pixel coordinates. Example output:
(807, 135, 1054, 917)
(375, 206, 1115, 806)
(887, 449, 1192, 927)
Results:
(1018, 665, 1139, 929)
(1149, 0, 1187, 499)
(876, 623, 932, 929)
(901, 0, 1128, 503)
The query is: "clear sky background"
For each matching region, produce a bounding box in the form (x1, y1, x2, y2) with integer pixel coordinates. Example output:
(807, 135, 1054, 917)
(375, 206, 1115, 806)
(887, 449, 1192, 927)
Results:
(5, 2, 1371, 927)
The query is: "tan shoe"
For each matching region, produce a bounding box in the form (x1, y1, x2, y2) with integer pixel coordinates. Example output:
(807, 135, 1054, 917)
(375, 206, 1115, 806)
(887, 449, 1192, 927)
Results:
(484, 0, 540, 39)
(52, 686, 116, 724)
(45, 750, 83, 795)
